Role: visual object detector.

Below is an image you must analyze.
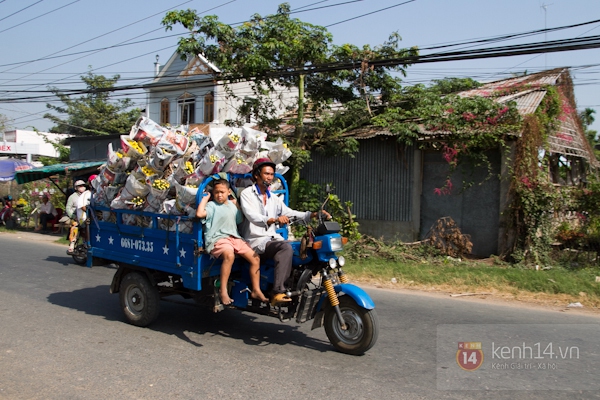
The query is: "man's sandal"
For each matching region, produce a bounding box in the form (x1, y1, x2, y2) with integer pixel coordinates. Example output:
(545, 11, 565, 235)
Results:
(270, 293, 291, 306)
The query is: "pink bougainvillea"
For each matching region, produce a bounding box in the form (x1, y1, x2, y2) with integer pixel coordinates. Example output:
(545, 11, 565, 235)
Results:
(486, 116, 499, 125)
(434, 179, 453, 196)
(555, 133, 573, 142)
(520, 176, 533, 189)
(561, 104, 574, 115)
(462, 112, 476, 121)
(442, 144, 459, 165)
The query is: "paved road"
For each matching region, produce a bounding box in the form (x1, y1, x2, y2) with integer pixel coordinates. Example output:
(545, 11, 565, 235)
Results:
(0, 232, 599, 399)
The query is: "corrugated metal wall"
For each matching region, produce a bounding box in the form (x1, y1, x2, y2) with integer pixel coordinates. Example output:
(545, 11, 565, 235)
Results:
(69, 136, 122, 162)
(301, 138, 413, 221)
(420, 149, 501, 256)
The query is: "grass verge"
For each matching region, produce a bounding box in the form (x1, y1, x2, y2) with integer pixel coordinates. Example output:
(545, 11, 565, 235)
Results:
(344, 257, 600, 309)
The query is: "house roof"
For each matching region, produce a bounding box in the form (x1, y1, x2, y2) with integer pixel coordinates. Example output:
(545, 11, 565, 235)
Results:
(458, 68, 564, 114)
(459, 68, 597, 165)
(333, 68, 597, 166)
(143, 52, 220, 90)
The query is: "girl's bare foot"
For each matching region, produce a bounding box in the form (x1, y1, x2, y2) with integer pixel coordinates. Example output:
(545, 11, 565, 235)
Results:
(250, 290, 269, 303)
(219, 289, 233, 305)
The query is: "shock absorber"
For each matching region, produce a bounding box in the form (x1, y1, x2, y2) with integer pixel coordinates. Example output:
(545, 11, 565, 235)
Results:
(323, 269, 347, 330)
(337, 268, 349, 284)
(323, 270, 339, 307)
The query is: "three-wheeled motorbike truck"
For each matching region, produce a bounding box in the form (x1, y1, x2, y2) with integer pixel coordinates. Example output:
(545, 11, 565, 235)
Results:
(85, 173, 378, 355)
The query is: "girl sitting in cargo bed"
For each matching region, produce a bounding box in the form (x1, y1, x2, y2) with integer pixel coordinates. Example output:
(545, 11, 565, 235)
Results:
(196, 179, 269, 305)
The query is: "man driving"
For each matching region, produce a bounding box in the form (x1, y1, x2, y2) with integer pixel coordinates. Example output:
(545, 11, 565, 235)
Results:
(239, 158, 329, 305)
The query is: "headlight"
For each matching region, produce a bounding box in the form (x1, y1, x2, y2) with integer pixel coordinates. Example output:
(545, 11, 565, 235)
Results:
(330, 236, 343, 251)
(338, 256, 345, 267)
(328, 258, 337, 268)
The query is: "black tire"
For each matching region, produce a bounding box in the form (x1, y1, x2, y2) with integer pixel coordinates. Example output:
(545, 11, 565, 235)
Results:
(10, 210, 23, 229)
(324, 295, 379, 355)
(72, 244, 87, 265)
(119, 272, 160, 327)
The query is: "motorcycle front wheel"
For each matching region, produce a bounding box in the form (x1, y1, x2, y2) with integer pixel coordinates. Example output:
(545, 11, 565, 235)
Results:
(324, 295, 379, 355)
(72, 244, 88, 265)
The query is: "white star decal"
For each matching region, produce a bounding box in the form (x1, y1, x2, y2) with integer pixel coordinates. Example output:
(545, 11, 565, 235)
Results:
(108, 236, 114, 245)
(162, 245, 169, 255)
(95, 234, 101, 242)
(179, 248, 186, 258)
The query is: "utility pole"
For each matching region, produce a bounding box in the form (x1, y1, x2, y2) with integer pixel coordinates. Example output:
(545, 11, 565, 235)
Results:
(541, 2, 553, 69)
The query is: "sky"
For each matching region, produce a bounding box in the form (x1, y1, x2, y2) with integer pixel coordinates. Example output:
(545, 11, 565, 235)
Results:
(1, 0, 599, 135)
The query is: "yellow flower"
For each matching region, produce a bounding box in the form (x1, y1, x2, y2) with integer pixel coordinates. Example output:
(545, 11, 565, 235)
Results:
(142, 165, 156, 176)
(131, 196, 144, 206)
(127, 140, 144, 154)
(184, 161, 194, 174)
(186, 184, 197, 188)
(152, 179, 170, 190)
(209, 154, 218, 163)
(230, 133, 240, 143)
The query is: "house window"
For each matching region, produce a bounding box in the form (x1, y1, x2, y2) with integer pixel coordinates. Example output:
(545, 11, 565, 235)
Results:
(178, 94, 195, 125)
(204, 92, 214, 123)
(160, 99, 170, 125)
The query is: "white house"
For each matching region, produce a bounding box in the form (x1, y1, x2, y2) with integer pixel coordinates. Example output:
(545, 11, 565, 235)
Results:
(1, 130, 68, 163)
(143, 52, 297, 131)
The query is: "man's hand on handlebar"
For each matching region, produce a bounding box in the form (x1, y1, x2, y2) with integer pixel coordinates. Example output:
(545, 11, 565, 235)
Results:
(311, 211, 332, 220)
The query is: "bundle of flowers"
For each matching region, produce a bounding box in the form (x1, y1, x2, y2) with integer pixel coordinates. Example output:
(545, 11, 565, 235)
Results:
(91, 116, 291, 230)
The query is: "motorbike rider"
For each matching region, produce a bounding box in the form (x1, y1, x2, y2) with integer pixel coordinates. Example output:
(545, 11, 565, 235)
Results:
(66, 180, 87, 255)
(239, 158, 330, 306)
(75, 174, 97, 243)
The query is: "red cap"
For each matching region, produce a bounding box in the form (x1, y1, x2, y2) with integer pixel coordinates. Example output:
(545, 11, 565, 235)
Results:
(252, 157, 276, 174)
(88, 174, 98, 182)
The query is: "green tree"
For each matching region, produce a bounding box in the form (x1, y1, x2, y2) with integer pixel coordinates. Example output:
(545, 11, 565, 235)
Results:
(579, 108, 598, 159)
(162, 3, 417, 206)
(0, 113, 10, 134)
(44, 70, 141, 136)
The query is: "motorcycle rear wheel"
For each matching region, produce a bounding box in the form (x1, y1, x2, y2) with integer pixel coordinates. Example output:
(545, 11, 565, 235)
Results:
(324, 295, 379, 355)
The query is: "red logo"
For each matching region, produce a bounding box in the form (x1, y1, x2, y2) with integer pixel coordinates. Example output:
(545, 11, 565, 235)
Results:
(456, 342, 484, 371)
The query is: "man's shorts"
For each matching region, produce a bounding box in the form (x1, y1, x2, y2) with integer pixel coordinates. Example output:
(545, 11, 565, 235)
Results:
(211, 236, 253, 258)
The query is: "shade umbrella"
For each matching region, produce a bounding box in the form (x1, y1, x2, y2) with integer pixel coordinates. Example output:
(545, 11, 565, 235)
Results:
(0, 159, 35, 182)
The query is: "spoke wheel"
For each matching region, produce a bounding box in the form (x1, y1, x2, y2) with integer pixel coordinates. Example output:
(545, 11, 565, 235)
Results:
(324, 296, 379, 355)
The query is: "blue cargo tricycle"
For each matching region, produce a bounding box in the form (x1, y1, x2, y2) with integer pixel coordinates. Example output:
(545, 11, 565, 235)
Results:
(86, 173, 378, 355)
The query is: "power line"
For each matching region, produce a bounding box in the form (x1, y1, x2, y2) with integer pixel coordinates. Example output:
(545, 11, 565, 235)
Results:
(0, 0, 80, 35)
(3, 33, 600, 103)
(0, 0, 237, 97)
(325, 0, 416, 28)
(0, 0, 44, 23)
(0, 0, 195, 76)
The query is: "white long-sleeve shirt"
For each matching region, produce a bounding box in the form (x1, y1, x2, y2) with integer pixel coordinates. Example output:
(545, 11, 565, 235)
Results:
(39, 201, 57, 216)
(240, 184, 311, 253)
(76, 190, 91, 223)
